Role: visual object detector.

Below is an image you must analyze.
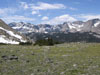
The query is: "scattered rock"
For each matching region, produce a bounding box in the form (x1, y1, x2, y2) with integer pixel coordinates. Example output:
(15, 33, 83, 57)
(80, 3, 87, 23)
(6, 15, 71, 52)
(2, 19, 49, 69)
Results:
(0, 60, 2, 63)
(30, 73, 34, 75)
(32, 53, 35, 55)
(1, 55, 18, 61)
(60, 72, 65, 75)
(46, 58, 53, 63)
(37, 69, 40, 72)
(9, 55, 18, 61)
(73, 64, 77, 67)
(26, 60, 30, 63)
(1, 55, 8, 61)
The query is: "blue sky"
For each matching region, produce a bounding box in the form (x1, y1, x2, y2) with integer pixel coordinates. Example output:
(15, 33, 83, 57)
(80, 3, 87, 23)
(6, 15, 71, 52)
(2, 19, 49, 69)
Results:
(0, 0, 100, 25)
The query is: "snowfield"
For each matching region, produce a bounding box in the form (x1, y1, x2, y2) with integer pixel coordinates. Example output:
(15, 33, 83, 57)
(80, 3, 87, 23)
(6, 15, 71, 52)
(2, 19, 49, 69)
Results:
(94, 21, 100, 27)
(0, 27, 22, 39)
(0, 35, 19, 44)
(0, 27, 27, 44)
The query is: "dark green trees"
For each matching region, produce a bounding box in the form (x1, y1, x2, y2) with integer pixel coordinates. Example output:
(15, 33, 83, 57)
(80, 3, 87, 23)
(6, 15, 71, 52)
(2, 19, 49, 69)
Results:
(34, 38, 60, 46)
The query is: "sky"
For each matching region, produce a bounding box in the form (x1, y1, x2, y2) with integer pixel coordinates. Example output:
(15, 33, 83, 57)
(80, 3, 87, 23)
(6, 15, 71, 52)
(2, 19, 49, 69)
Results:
(0, 0, 100, 25)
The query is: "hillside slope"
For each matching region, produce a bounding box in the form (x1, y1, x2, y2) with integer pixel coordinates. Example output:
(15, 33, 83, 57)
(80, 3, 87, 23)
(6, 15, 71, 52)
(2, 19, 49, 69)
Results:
(0, 19, 27, 44)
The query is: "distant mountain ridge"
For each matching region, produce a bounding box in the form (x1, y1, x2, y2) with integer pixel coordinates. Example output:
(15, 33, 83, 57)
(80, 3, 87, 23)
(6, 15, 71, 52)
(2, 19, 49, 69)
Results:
(0, 19, 27, 44)
(9, 18, 100, 43)
(9, 18, 100, 34)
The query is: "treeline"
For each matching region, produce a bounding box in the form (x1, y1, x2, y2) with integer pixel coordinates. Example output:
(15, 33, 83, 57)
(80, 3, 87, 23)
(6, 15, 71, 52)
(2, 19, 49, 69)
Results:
(34, 38, 60, 46)
(19, 38, 60, 46)
(0, 38, 60, 46)
(0, 43, 7, 45)
(19, 42, 32, 45)
(29, 32, 100, 43)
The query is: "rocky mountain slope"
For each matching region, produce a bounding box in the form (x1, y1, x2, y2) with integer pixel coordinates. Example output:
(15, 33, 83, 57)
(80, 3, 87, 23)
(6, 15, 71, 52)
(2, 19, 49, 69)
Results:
(0, 19, 27, 44)
(9, 19, 100, 34)
(9, 18, 100, 42)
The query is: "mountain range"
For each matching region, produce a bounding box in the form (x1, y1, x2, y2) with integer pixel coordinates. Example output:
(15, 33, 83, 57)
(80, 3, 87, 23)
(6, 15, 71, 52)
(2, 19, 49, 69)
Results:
(0, 18, 100, 44)
(9, 18, 100, 43)
(9, 19, 100, 34)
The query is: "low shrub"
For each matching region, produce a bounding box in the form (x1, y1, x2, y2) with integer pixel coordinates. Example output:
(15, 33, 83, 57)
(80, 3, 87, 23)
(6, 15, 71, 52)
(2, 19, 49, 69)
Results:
(34, 38, 60, 46)
(0, 43, 7, 45)
(19, 42, 32, 45)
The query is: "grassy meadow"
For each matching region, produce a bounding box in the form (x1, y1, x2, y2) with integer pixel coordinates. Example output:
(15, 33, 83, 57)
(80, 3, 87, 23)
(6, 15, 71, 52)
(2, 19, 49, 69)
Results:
(0, 43, 100, 75)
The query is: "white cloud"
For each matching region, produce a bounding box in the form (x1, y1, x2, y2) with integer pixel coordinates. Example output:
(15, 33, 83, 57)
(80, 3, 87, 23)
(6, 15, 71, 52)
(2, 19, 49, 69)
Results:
(77, 14, 100, 21)
(30, 2, 66, 10)
(0, 8, 17, 16)
(20, 2, 66, 11)
(20, 2, 29, 9)
(32, 11, 38, 15)
(38, 14, 41, 17)
(20, 1, 77, 12)
(20, 2, 66, 16)
(0, 7, 35, 23)
(41, 14, 77, 25)
(69, 7, 77, 10)
(1, 15, 35, 23)
(20, 2, 77, 17)
(0, 9, 4, 14)
(20, 2, 66, 17)
(41, 16, 49, 20)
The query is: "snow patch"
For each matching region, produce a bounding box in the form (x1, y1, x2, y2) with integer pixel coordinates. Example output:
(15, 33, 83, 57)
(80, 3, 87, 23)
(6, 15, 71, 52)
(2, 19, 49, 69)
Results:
(0, 35, 19, 44)
(12, 27, 22, 29)
(68, 23, 83, 31)
(44, 32, 48, 34)
(0, 27, 27, 43)
(0, 27, 22, 39)
(94, 21, 100, 27)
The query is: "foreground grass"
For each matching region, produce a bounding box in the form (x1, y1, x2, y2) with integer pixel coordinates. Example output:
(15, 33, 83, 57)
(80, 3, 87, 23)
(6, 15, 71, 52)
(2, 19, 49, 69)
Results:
(0, 43, 100, 75)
